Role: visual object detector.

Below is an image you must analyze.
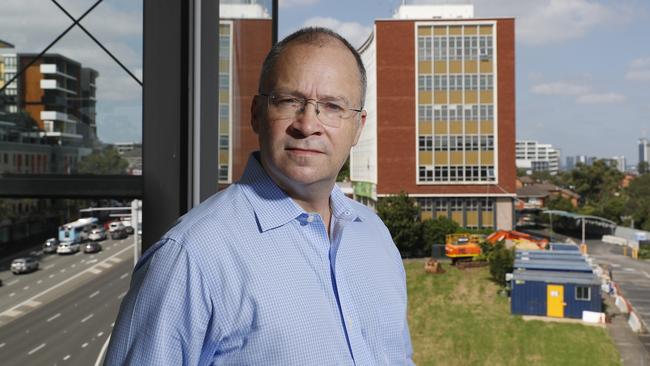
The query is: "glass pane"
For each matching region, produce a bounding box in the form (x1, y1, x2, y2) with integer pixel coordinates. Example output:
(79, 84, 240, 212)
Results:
(0, 197, 141, 364)
(218, 0, 273, 186)
(0, 0, 142, 177)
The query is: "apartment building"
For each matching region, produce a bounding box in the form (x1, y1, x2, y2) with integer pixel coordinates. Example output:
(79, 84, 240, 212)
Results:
(0, 40, 18, 113)
(351, 4, 516, 230)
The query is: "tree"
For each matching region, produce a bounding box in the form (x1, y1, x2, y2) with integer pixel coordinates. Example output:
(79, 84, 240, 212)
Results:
(336, 158, 350, 182)
(487, 241, 514, 287)
(421, 216, 459, 254)
(638, 161, 649, 175)
(77, 147, 129, 175)
(564, 160, 623, 205)
(545, 195, 575, 212)
(624, 174, 650, 230)
(376, 192, 422, 255)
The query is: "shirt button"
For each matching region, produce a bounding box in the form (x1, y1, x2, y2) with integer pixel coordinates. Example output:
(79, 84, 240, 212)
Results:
(306, 215, 314, 223)
(344, 210, 351, 215)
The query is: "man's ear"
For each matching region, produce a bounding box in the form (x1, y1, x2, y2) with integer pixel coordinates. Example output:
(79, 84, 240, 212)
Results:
(251, 95, 262, 134)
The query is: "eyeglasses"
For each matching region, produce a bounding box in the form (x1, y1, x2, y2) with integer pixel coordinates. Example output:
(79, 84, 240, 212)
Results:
(259, 93, 362, 128)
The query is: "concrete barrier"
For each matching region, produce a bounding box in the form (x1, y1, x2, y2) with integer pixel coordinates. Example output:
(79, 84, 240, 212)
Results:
(628, 311, 645, 333)
(615, 295, 629, 313)
(602, 235, 628, 246)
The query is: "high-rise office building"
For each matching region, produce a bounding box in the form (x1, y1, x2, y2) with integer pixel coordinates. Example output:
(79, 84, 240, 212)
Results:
(639, 138, 649, 166)
(0, 40, 18, 114)
(516, 140, 560, 175)
(351, 4, 516, 230)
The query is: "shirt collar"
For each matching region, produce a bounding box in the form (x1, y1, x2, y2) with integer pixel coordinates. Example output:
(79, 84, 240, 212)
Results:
(238, 153, 361, 232)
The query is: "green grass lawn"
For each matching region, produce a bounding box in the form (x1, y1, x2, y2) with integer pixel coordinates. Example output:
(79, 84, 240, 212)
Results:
(405, 260, 620, 366)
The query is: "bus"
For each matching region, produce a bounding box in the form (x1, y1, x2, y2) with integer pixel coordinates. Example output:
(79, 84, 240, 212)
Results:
(58, 217, 99, 244)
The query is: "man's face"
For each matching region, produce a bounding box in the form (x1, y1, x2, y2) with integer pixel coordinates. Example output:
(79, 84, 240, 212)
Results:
(252, 41, 366, 192)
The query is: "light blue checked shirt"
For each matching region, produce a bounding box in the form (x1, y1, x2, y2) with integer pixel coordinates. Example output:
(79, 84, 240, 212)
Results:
(105, 153, 414, 365)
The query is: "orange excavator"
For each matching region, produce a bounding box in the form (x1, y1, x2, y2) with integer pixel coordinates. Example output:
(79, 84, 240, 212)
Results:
(445, 233, 485, 264)
(486, 230, 548, 250)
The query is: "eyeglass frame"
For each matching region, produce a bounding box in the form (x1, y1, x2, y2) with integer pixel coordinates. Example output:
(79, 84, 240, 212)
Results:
(258, 93, 364, 128)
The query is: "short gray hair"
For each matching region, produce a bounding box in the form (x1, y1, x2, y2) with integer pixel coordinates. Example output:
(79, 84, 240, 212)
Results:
(258, 27, 367, 108)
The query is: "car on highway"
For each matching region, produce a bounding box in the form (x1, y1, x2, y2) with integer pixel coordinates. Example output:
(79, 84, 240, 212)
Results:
(42, 237, 59, 254)
(110, 227, 129, 240)
(11, 256, 39, 274)
(84, 242, 102, 253)
(57, 241, 80, 255)
(88, 227, 107, 241)
(109, 221, 125, 232)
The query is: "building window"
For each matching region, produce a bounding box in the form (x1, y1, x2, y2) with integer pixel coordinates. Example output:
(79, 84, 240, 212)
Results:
(418, 36, 432, 61)
(219, 134, 229, 150)
(434, 135, 448, 151)
(419, 136, 433, 151)
(480, 74, 494, 90)
(419, 166, 433, 182)
(418, 75, 432, 91)
(218, 164, 228, 181)
(575, 286, 591, 301)
(433, 36, 447, 61)
(479, 104, 494, 121)
(450, 198, 463, 212)
(419, 198, 433, 212)
(434, 105, 448, 122)
(418, 105, 432, 121)
(480, 135, 494, 150)
(219, 73, 229, 90)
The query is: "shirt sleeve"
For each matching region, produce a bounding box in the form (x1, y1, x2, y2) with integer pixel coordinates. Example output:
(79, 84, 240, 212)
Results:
(403, 315, 415, 366)
(104, 239, 215, 366)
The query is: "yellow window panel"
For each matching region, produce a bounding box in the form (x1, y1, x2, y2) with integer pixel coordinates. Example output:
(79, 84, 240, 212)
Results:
(464, 61, 477, 73)
(433, 27, 447, 36)
(436, 211, 448, 219)
(419, 91, 433, 104)
(465, 151, 479, 165)
(434, 151, 448, 165)
(465, 121, 478, 133)
(434, 91, 447, 104)
(451, 212, 464, 226)
(418, 26, 432, 36)
(420, 211, 433, 220)
(480, 60, 493, 73)
(480, 121, 494, 134)
(482, 212, 493, 227)
(480, 90, 494, 103)
(466, 212, 479, 227)
(419, 151, 433, 165)
(449, 91, 462, 104)
(450, 151, 463, 164)
(434, 61, 447, 73)
(418, 61, 432, 74)
(449, 61, 462, 73)
(434, 121, 447, 134)
(419, 121, 433, 134)
(219, 59, 230, 71)
(219, 91, 229, 103)
(465, 91, 477, 104)
(481, 152, 494, 165)
(479, 25, 493, 35)
(219, 152, 229, 165)
(449, 26, 462, 35)
(450, 121, 463, 134)
(464, 26, 478, 35)
(219, 121, 230, 134)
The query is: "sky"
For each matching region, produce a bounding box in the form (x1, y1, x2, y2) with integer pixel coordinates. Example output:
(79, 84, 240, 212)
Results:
(1, 0, 649, 166)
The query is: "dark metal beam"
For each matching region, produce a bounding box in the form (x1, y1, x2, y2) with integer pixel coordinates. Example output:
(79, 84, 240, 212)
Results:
(0, 175, 142, 198)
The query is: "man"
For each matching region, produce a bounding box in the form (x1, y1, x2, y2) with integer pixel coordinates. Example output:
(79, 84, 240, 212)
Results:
(105, 27, 414, 365)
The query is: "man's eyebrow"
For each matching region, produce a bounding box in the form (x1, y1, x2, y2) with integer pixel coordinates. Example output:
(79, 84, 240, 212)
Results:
(271, 88, 351, 104)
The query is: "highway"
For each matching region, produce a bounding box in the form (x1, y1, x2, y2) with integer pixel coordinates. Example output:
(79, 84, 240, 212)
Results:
(0, 238, 134, 366)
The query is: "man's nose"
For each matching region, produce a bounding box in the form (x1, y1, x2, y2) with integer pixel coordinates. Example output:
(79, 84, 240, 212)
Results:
(291, 101, 323, 135)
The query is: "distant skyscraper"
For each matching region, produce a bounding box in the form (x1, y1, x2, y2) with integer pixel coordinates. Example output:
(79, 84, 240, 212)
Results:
(639, 138, 649, 166)
(611, 156, 626, 172)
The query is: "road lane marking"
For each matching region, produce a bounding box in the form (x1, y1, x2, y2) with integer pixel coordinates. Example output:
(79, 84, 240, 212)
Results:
(0, 342, 5, 348)
(120, 273, 129, 280)
(118, 291, 127, 299)
(98, 262, 112, 269)
(43, 264, 54, 270)
(89, 268, 102, 274)
(95, 335, 111, 366)
(108, 257, 122, 263)
(0, 245, 134, 321)
(24, 300, 41, 308)
(63, 354, 71, 360)
(82, 342, 88, 348)
(49, 274, 55, 278)
(9, 292, 15, 297)
(89, 291, 100, 299)
(60, 268, 66, 273)
(37, 280, 42, 284)
(81, 313, 94, 323)
(643, 271, 650, 279)
(71, 264, 77, 268)
(6, 279, 18, 286)
(27, 343, 46, 355)
(97, 331, 104, 337)
(87, 259, 98, 264)
(47, 313, 61, 322)
(23, 286, 30, 290)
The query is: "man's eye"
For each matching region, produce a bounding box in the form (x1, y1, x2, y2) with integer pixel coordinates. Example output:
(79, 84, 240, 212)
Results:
(321, 102, 345, 112)
(274, 97, 301, 106)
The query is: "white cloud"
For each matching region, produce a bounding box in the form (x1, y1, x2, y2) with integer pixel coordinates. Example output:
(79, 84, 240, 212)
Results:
(530, 81, 589, 96)
(576, 93, 626, 104)
(279, 0, 319, 7)
(531, 80, 625, 104)
(625, 57, 650, 81)
(301, 17, 372, 48)
(471, 0, 633, 45)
